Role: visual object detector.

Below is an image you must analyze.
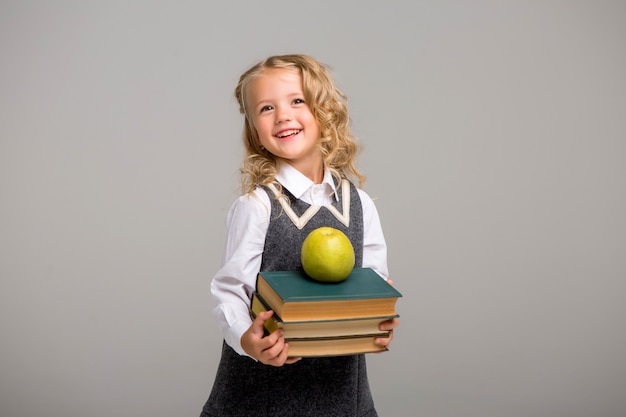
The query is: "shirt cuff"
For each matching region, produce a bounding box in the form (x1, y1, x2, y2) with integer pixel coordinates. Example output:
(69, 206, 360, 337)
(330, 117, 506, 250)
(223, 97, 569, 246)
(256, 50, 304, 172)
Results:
(213, 304, 254, 358)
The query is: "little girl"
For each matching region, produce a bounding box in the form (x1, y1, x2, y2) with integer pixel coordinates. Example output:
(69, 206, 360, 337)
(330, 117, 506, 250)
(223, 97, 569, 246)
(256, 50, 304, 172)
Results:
(200, 54, 399, 417)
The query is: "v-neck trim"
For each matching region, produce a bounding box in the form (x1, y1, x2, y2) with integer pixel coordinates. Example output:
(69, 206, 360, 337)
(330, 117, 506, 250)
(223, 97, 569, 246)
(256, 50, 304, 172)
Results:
(267, 179, 351, 230)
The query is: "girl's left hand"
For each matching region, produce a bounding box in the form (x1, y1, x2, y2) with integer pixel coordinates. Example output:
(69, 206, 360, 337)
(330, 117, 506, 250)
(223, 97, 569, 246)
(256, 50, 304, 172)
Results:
(375, 317, 399, 348)
(375, 278, 399, 348)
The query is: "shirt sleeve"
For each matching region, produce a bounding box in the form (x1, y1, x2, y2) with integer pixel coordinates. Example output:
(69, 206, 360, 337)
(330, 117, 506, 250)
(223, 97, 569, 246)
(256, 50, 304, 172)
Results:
(357, 189, 389, 280)
(210, 189, 270, 357)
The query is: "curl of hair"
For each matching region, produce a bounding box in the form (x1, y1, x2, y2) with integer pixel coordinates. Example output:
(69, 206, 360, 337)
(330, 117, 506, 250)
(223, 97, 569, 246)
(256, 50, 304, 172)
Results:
(234, 54, 366, 194)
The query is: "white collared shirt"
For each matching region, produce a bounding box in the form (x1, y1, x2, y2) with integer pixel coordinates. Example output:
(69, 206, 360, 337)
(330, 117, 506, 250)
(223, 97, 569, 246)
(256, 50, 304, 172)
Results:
(211, 163, 389, 356)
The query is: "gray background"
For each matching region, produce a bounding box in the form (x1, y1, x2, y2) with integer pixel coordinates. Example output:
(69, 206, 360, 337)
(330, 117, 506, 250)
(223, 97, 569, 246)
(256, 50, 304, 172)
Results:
(1, 1, 625, 416)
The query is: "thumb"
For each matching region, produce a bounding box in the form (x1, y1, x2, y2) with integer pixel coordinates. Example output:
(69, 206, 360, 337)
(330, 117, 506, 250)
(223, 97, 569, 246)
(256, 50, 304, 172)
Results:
(251, 310, 273, 336)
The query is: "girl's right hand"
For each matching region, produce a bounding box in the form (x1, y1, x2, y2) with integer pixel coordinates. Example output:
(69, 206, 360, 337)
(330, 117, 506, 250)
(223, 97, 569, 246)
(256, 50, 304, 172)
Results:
(241, 310, 302, 366)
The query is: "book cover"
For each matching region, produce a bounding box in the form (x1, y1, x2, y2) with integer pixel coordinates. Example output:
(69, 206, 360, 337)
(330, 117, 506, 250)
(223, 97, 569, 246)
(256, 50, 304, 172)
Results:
(256, 267, 402, 321)
(258, 267, 402, 302)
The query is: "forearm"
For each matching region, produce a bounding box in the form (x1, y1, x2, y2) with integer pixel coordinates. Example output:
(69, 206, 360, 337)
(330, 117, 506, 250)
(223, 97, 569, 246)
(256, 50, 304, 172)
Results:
(210, 190, 269, 356)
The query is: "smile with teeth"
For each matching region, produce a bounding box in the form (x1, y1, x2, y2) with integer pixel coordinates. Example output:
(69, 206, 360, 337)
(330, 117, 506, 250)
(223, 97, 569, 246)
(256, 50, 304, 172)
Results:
(275, 129, 301, 139)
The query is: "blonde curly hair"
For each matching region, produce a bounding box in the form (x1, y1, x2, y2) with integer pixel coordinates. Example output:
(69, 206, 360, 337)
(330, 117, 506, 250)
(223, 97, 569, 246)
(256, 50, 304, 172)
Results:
(234, 54, 366, 194)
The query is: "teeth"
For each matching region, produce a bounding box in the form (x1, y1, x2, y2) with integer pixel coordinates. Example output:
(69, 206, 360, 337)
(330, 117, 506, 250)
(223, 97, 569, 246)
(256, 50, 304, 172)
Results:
(276, 129, 300, 138)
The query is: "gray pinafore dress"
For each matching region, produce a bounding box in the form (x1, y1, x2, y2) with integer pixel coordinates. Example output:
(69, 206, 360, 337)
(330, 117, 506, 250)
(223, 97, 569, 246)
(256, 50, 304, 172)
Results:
(200, 179, 378, 417)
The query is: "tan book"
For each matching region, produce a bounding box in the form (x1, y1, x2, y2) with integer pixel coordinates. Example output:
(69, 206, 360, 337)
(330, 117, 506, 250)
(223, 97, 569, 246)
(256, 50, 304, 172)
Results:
(251, 292, 393, 340)
(285, 335, 388, 358)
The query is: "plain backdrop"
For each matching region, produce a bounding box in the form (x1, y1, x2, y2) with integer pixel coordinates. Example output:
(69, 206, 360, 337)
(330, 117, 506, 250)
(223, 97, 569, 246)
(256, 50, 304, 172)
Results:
(1, 1, 625, 416)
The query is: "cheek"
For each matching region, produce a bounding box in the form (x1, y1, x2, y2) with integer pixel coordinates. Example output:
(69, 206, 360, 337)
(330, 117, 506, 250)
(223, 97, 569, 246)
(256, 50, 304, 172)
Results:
(304, 112, 321, 130)
(307, 117, 322, 136)
(253, 118, 272, 136)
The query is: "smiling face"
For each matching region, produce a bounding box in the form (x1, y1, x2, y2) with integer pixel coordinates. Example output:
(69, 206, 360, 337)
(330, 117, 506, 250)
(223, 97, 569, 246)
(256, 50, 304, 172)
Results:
(245, 68, 323, 182)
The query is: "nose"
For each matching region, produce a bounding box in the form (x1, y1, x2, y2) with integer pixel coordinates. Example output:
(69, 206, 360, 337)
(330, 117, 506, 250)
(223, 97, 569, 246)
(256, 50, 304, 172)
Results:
(275, 107, 292, 124)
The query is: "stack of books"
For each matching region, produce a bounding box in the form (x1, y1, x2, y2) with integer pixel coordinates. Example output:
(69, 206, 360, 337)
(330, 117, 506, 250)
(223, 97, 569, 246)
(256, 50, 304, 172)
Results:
(251, 267, 402, 357)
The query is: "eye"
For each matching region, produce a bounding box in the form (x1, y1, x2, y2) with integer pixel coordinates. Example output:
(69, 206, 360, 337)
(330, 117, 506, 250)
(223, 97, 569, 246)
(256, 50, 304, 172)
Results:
(292, 98, 305, 105)
(259, 105, 274, 113)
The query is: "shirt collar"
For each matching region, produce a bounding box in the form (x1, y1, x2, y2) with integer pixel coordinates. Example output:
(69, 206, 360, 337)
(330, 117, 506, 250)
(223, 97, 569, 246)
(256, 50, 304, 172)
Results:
(275, 162, 339, 201)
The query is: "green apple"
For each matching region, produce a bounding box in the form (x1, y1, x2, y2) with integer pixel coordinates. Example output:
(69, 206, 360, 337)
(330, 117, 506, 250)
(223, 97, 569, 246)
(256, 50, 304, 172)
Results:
(301, 227, 355, 282)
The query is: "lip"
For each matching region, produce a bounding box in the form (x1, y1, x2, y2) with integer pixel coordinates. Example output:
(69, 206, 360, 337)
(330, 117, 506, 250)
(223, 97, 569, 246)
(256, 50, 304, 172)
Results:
(274, 128, 302, 139)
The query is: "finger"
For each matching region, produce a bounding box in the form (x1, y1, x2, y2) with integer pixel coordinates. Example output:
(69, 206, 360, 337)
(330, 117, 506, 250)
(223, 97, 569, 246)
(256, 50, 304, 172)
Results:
(285, 356, 302, 365)
(375, 331, 393, 346)
(256, 329, 284, 354)
(250, 310, 274, 336)
(387, 278, 394, 286)
(379, 317, 400, 331)
(263, 338, 290, 366)
(261, 333, 287, 359)
(277, 343, 301, 365)
(376, 318, 398, 347)
(274, 342, 304, 366)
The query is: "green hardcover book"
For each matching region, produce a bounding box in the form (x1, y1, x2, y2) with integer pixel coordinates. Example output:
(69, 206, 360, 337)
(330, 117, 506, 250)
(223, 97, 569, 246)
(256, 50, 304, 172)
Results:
(256, 267, 402, 322)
